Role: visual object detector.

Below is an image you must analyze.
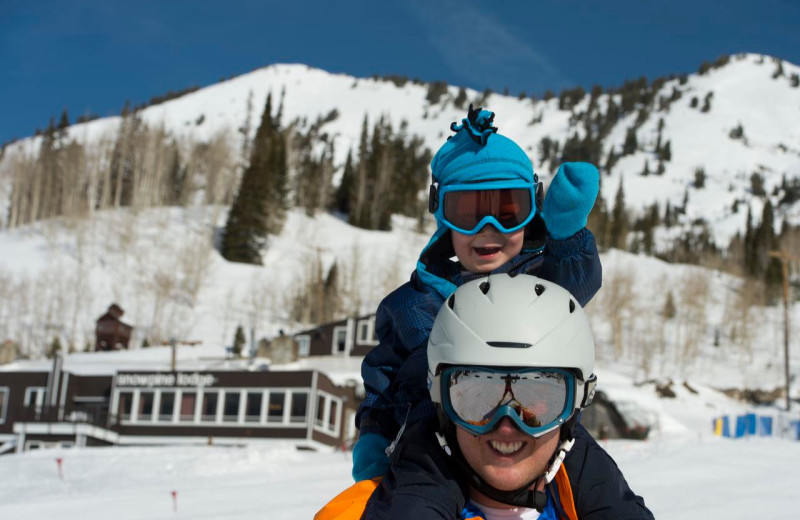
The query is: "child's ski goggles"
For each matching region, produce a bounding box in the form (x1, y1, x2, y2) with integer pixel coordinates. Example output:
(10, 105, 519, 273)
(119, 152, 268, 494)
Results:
(440, 366, 576, 437)
(429, 181, 537, 235)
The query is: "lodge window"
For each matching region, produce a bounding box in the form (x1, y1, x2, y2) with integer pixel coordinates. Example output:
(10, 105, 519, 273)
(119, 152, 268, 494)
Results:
(245, 392, 262, 423)
(158, 391, 175, 422)
(314, 392, 342, 437)
(296, 335, 311, 357)
(24, 386, 46, 414)
(118, 391, 134, 421)
(357, 318, 378, 346)
(180, 392, 197, 422)
(332, 326, 347, 355)
(0, 387, 8, 424)
(114, 388, 309, 427)
(290, 392, 308, 424)
(267, 392, 285, 423)
(138, 392, 155, 422)
(223, 391, 240, 423)
(201, 391, 219, 422)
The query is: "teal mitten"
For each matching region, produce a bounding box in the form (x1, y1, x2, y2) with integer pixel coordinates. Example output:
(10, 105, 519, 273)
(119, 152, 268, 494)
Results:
(541, 162, 600, 239)
(351, 433, 391, 481)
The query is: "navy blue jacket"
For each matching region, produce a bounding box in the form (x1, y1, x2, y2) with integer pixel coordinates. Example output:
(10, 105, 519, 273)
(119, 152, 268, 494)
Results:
(363, 420, 653, 520)
(357, 224, 602, 439)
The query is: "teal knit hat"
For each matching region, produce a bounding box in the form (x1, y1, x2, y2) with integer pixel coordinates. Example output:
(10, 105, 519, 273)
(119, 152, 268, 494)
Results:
(430, 105, 535, 186)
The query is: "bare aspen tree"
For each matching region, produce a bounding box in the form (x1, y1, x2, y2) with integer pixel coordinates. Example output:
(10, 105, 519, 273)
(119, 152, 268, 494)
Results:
(4, 152, 37, 227)
(597, 265, 637, 359)
(66, 223, 93, 349)
(238, 90, 254, 171)
(722, 278, 764, 367)
(676, 270, 711, 372)
(199, 130, 237, 206)
(634, 277, 671, 381)
(247, 274, 273, 351)
(342, 241, 364, 316)
(177, 235, 214, 307)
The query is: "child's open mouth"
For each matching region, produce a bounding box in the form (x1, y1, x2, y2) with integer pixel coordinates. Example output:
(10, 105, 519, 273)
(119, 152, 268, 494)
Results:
(474, 246, 501, 257)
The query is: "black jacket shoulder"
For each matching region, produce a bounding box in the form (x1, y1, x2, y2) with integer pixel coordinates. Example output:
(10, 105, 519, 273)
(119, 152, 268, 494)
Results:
(564, 423, 654, 520)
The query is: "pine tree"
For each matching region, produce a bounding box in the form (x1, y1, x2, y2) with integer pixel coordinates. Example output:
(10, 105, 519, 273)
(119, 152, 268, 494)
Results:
(694, 167, 706, 188)
(604, 146, 618, 173)
(758, 200, 781, 288)
(662, 292, 676, 319)
(660, 140, 672, 162)
(167, 146, 185, 205)
(701, 92, 713, 113)
(622, 127, 638, 155)
(454, 88, 468, 109)
(743, 205, 756, 275)
(221, 93, 287, 264)
(350, 116, 370, 227)
(232, 325, 246, 357)
(334, 150, 355, 214)
(48, 336, 62, 359)
(609, 180, 629, 250)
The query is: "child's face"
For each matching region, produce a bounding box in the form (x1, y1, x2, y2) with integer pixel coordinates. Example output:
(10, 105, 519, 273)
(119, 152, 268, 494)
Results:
(451, 225, 524, 273)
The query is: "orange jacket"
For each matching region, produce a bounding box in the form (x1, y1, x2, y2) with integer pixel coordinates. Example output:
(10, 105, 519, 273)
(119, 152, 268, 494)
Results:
(315, 465, 578, 520)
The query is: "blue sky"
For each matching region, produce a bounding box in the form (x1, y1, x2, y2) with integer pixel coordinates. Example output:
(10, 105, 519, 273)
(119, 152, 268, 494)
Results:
(2, 0, 799, 144)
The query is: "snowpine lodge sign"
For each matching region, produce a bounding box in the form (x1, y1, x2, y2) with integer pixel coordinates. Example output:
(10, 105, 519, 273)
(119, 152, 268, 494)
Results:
(116, 372, 218, 388)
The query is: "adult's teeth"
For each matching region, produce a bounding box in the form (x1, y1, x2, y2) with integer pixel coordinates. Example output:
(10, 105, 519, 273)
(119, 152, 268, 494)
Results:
(490, 440, 523, 454)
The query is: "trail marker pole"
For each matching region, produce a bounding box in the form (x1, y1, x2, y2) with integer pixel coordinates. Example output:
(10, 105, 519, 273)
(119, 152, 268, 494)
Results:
(55, 457, 63, 480)
(171, 490, 178, 513)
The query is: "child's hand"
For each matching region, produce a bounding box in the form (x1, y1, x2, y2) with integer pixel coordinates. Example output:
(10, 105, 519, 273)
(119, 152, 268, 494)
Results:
(351, 433, 391, 481)
(541, 162, 600, 240)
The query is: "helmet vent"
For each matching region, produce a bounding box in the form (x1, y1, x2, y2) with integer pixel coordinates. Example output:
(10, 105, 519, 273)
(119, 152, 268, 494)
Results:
(487, 341, 532, 349)
(569, 300, 576, 313)
(479, 281, 491, 295)
(534, 284, 545, 296)
(448, 294, 456, 309)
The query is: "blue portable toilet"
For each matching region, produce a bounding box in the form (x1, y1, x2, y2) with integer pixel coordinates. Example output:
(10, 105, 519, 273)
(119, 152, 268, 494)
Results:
(734, 415, 748, 438)
(791, 420, 800, 441)
(745, 413, 757, 436)
(758, 416, 773, 436)
(720, 415, 731, 437)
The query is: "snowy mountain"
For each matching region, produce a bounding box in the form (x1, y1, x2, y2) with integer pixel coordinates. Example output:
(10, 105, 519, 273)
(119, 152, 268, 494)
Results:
(2, 53, 800, 245)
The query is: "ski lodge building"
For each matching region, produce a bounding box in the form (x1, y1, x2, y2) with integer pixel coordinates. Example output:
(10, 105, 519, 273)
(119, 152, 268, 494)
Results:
(0, 323, 366, 454)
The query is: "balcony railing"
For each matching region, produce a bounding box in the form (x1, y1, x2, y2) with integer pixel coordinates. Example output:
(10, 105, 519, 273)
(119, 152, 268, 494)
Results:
(16, 406, 112, 428)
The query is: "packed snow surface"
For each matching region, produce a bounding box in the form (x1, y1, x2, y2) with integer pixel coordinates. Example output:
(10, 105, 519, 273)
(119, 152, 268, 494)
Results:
(0, 432, 798, 518)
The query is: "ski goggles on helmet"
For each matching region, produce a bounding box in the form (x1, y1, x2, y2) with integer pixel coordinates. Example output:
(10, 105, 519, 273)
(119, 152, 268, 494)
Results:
(429, 180, 537, 235)
(440, 366, 576, 437)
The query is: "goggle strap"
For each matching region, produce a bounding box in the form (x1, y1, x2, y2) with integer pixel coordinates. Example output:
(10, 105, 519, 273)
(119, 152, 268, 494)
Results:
(543, 437, 575, 484)
(428, 183, 439, 214)
(580, 374, 598, 408)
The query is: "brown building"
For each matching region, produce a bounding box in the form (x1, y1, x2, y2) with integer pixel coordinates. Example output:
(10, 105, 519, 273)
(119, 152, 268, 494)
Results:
(293, 315, 378, 358)
(95, 304, 133, 351)
(0, 356, 358, 453)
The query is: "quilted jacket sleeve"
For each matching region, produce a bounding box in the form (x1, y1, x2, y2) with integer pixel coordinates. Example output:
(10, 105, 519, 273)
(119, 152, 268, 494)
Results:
(537, 227, 602, 307)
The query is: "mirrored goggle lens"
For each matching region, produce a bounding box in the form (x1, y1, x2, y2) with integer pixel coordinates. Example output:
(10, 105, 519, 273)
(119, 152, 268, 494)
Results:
(442, 189, 532, 232)
(446, 369, 570, 431)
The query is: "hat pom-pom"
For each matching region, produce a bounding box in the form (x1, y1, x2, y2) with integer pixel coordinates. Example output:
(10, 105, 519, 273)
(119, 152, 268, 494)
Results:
(449, 104, 498, 145)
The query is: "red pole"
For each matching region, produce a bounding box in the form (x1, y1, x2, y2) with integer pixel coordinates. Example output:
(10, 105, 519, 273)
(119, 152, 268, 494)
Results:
(171, 490, 178, 513)
(55, 458, 64, 480)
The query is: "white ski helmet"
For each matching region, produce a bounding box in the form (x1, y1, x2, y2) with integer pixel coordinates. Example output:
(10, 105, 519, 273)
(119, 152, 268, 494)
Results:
(427, 273, 596, 415)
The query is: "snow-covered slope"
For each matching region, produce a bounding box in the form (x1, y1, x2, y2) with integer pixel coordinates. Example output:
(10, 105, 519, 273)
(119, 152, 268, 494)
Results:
(0, 206, 797, 401)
